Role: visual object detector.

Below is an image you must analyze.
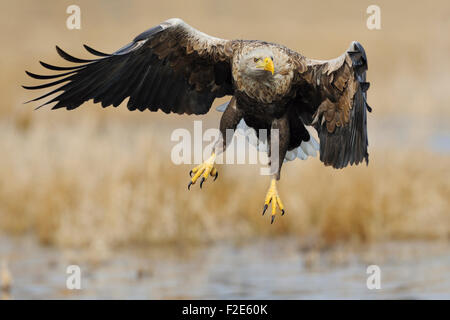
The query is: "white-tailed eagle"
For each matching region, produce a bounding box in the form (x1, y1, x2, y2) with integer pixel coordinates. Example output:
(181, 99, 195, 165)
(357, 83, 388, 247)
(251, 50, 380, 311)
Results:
(24, 18, 371, 223)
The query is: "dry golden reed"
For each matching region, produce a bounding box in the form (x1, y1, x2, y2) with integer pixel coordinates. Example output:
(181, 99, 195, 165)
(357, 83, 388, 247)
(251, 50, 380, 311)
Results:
(0, 115, 448, 248)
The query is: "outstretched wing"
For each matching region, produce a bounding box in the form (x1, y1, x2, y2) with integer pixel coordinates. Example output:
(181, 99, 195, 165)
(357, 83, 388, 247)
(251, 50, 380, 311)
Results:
(292, 41, 371, 169)
(23, 18, 235, 114)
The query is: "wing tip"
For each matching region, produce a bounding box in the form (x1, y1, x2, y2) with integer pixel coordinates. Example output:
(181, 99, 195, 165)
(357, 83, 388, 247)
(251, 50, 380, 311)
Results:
(56, 45, 95, 63)
(83, 44, 110, 57)
(348, 41, 368, 73)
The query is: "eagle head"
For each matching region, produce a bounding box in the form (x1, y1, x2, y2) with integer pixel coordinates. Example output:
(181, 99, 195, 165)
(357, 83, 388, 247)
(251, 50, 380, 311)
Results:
(239, 48, 275, 79)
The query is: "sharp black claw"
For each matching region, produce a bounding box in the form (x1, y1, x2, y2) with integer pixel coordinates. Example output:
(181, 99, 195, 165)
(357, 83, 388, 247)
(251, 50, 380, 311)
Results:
(189, 170, 193, 177)
(213, 172, 218, 181)
(200, 177, 205, 189)
(262, 204, 268, 216)
(188, 181, 193, 190)
(271, 215, 275, 224)
(281, 209, 285, 216)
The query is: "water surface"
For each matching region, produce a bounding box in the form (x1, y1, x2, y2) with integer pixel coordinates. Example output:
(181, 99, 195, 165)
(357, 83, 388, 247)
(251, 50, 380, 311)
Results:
(1, 234, 449, 299)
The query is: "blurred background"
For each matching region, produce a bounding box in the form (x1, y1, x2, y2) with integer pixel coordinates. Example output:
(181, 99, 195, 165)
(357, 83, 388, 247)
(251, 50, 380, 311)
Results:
(0, 0, 449, 299)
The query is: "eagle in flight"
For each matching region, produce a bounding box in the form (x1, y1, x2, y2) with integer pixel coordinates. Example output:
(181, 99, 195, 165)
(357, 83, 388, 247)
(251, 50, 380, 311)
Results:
(24, 18, 371, 223)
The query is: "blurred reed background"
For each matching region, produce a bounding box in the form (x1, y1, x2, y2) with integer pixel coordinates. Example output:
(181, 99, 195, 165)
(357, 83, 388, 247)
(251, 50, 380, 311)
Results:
(1, 0, 449, 251)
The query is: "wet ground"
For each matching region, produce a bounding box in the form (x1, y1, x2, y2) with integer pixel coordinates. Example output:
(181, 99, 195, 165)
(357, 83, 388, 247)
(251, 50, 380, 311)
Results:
(1, 234, 449, 299)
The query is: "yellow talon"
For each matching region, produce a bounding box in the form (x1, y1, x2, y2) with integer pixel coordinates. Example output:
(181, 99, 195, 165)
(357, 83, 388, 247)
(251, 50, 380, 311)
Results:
(188, 153, 218, 189)
(276, 195, 285, 215)
(262, 179, 285, 223)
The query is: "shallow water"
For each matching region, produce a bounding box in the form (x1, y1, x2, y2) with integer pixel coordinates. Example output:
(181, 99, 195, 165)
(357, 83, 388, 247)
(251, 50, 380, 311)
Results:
(1, 234, 449, 299)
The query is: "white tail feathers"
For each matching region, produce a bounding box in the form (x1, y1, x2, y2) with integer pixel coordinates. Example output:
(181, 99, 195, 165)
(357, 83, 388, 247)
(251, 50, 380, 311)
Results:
(285, 150, 297, 161)
(234, 118, 320, 162)
(215, 101, 229, 112)
(300, 138, 319, 157)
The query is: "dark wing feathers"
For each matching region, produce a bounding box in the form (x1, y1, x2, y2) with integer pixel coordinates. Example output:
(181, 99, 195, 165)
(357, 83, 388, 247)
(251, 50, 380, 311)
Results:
(25, 70, 78, 80)
(294, 41, 371, 169)
(82, 44, 110, 57)
(55, 45, 95, 63)
(23, 18, 234, 114)
(38, 60, 86, 71)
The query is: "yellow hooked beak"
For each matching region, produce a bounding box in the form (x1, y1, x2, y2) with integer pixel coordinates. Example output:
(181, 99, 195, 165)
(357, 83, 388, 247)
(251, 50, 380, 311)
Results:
(256, 57, 275, 75)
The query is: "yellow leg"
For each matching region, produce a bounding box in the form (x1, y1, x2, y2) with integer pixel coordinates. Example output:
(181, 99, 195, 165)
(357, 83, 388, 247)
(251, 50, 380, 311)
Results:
(188, 153, 218, 190)
(262, 178, 285, 224)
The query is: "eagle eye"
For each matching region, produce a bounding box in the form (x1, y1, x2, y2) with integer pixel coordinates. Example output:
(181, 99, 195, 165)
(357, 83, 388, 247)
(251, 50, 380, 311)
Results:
(254, 57, 260, 63)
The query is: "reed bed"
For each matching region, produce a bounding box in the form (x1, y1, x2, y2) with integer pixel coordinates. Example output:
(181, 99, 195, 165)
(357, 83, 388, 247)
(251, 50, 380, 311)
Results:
(0, 115, 448, 249)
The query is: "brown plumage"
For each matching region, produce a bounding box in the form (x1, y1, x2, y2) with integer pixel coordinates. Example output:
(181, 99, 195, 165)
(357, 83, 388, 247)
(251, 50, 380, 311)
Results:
(23, 18, 372, 222)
